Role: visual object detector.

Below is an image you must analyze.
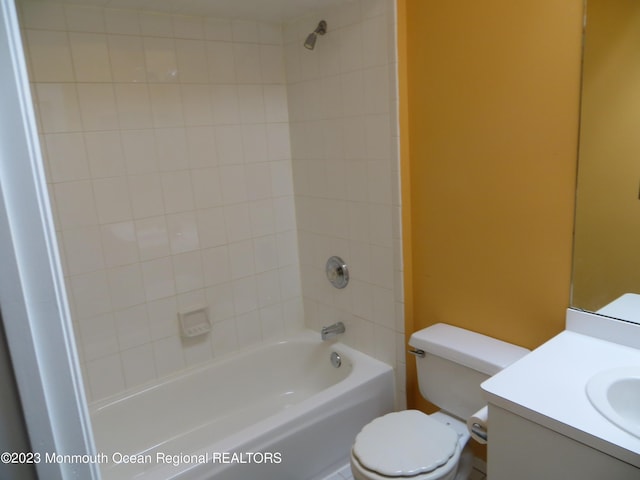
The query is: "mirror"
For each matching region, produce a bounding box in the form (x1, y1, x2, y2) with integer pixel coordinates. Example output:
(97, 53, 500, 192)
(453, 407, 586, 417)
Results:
(572, 0, 640, 322)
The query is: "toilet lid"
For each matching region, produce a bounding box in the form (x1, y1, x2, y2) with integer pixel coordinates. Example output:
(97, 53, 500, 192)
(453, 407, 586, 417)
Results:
(353, 410, 459, 477)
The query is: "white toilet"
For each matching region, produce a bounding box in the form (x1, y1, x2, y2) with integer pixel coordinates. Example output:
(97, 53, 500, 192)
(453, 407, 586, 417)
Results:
(350, 323, 529, 480)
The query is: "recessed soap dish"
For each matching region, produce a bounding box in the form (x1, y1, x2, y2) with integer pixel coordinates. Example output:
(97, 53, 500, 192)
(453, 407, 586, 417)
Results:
(178, 307, 211, 338)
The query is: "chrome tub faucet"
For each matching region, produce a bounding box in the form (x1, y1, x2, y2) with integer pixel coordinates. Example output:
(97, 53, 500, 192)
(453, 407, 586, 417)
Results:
(321, 321, 345, 341)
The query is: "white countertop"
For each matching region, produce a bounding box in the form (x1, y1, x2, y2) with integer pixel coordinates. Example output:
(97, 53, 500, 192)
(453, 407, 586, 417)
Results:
(481, 329, 640, 468)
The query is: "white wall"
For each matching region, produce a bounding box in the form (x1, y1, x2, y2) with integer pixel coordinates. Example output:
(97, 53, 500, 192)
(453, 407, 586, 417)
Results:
(18, 0, 302, 402)
(283, 0, 405, 407)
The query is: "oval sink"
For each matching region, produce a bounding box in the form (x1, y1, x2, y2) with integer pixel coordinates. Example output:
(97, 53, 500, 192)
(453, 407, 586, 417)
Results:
(586, 367, 640, 438)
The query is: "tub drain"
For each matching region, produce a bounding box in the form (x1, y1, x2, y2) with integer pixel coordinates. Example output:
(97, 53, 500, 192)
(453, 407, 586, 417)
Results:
(330, 351, 341, 368)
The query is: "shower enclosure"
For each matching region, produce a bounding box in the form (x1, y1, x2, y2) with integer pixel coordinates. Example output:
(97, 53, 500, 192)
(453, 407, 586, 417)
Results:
(0, 0, 403, 478)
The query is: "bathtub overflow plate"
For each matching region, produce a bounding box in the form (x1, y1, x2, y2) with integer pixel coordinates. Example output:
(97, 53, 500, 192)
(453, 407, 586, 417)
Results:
(326, 256, 349, 289)
(330, 351, 342, 368)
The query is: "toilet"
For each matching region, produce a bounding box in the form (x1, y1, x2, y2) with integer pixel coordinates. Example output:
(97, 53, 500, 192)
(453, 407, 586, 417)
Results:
(350, 323, 529, 480)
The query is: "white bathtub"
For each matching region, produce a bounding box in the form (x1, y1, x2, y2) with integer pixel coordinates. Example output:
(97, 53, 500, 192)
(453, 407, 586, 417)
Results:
(90, 330, 394, 480)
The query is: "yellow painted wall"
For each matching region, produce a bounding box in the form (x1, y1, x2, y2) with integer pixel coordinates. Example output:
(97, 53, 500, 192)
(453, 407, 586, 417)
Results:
(398, 0, 584, 421)
(573, 0, 640, 312)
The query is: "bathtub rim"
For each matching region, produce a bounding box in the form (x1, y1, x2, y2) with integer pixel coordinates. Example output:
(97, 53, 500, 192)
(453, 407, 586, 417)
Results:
(89, 328, 392, 415)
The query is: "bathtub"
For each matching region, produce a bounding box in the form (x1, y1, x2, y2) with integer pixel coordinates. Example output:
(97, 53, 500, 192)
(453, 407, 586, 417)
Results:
(89, 330, 394, 480)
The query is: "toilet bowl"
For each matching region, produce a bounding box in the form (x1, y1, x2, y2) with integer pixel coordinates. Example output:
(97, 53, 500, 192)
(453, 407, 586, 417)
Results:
(350, 324, 530, 480)
(350, 410, 472, 480)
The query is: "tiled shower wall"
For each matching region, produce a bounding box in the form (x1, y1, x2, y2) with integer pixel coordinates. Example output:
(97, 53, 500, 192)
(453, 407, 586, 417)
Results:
(283, 1, 405, 407)
(19, 1, 303, 401)
(18, 0, 404, 408)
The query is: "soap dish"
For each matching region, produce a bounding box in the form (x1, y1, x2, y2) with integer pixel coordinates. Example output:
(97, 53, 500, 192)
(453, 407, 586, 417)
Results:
(178, 307, 211, 338)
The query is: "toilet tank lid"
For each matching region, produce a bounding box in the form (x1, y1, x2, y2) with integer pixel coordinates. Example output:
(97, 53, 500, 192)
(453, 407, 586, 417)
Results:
(409, 323, 530, 375)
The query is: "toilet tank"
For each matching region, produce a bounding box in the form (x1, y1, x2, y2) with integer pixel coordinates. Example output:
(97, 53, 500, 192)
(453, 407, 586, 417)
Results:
(409, 323, 529, 419)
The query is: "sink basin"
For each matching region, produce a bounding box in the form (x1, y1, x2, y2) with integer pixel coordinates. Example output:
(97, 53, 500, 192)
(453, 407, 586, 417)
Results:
(586, 367, 640, 438)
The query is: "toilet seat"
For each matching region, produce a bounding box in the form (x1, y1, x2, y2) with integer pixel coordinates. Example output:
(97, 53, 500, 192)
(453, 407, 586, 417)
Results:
(351, 410, 460, 480)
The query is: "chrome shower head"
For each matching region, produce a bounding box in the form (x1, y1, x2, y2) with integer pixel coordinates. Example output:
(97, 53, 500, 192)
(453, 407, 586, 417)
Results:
(304, 20, 327, 50)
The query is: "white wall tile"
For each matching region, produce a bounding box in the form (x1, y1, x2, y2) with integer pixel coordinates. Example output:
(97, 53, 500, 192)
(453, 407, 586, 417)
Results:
(155, 128, 189, 172)
(76, 83, 119, 131)
(172, 15, 204, 40)
(79, 313, 118, 361)
(228, 240, 255, 280)
(197, 208, 227, 248)
(245, 163, 272, 200)
(141, 257, 176, 301)
(108, 34, 147, 83)
(101, 221, 139, 267)
(267, 125, 291, 160)
(114, 303, 151, 350)
(191, 167, 223, 209)
(235, 310, 261, 346)
(86, 354, 125, 399)
(64, 4, 105, 33)
(45, 133, 90, 183)
(361, 15, 389, 69)
(263, 85, 289, 123)
(175, 39, 208, 83)
(259, 45, 285, 84)
(152, 336, 185, 378)
(85, 131, 126, 178)
(237, 85, 266, 124)
(121, 344, 156, 388)
(62, 226, 105, 275)
(233, 43, 261, 84)
(181, 85, 213, 126)
(214, 125, 244, 165)
(210, 317, 238, 356)
(108, 264, 146, 310)
(258, 22, 282, 45)
(20, 1, 67, 30)
(219, 165, 248, 204)
(204, 18, 232, 41)
(93, 177, 132, 224)
(222, 203, 252, 243)
(114, 84, 153, 130)
(53, 180, 98, 229)
(70, 270, 112, 319)
(202, 245, 231, 285)
(69, 33, 112, 82)
(249, 199, 275, 237)
(161, 171, 195, 214)
(186, 126, 218, 168)
(26, 30, 74, 83)
(121, 130, 158, 174)
(128, 173, 165, 219)
(147, 296, 179, 340)
(260, 303, 284, 340)
(105, 8, 141, 35)
(206, 42, 236, 83)
(253, 235, 278, 273)
(35, 84, 82, 133)
(136, 216, 171, 261)
(149, 84, 184, 127)
(256, 270, 281, 308)
(183, 335, 213, 366)
(139, 11, 173, 37)
(231, 20, 259, 43)
(210, 84, 239, 124)
(205, 284, 233, 326)
(232, 277, 258, 315)
(172, 251, 204, 293)
(166, 211, 200, 254)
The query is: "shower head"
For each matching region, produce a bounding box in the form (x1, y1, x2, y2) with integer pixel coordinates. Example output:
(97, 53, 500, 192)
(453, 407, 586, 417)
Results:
(304, 20, 327, 50)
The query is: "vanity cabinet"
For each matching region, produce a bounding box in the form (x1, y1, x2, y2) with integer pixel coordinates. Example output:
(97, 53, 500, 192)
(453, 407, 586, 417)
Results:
(481, 327, 640, 480)
(487, 405, 639, 479)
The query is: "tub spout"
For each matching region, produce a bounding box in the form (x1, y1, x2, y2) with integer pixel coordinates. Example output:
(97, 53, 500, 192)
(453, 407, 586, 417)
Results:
(321, 322, 345, 341)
